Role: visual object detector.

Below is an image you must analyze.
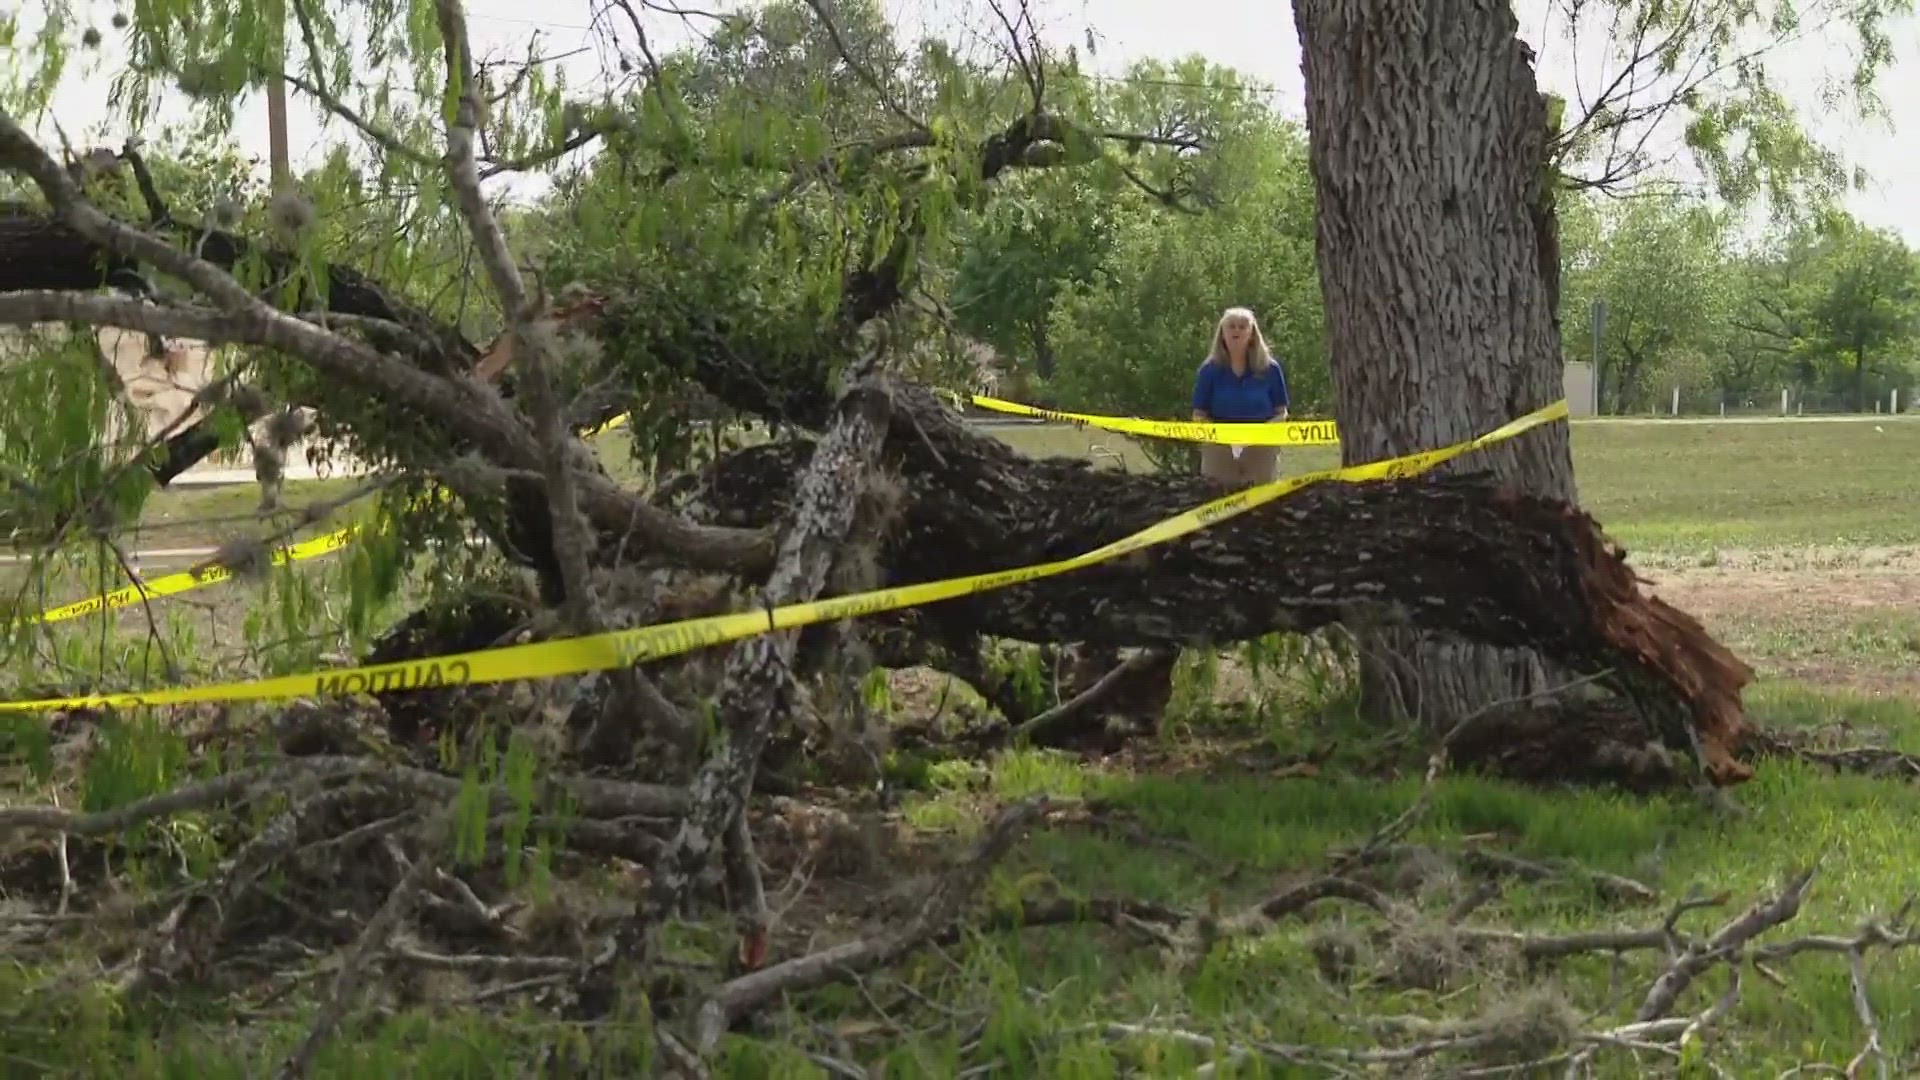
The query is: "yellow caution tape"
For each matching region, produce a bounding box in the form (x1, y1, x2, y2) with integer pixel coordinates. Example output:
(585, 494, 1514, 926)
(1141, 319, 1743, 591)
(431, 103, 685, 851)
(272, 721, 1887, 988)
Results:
(16, 418, 632, 626)
(15, 484, 461, 626)
(17, 527, 363, 625)
(0, 399, 1566, 713)
(588, 412, 630, 436)
(970, 394, 1341, 446)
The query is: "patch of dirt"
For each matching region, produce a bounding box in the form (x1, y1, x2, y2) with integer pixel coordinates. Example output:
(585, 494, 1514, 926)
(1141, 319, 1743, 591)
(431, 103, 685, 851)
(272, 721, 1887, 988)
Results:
(1636, 549, 1920, 694)
(1632, 544, 1920, 573)
(1635, 546, 1920, 620)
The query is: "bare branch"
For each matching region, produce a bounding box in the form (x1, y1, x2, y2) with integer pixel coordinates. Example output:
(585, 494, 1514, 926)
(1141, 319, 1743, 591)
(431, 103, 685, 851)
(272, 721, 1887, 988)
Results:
(477, 128, 604, 179)
(798, 0, 928, 133)
(602, 0, 690, 134)
(284, 0, 433, 169)
(433, 0, 530, 321)
(695, 796, 1052, 1050)
(551, 334, 899, 1067)
(1636, 867, 1815, 1022)
(0, 289, 497, 450)
(277, 804, 457, 1078)
(282, 71, 434, 168)
(0, 756, 686, 840)
(118, 140, 169, 224)
(0, 284, 770, 570)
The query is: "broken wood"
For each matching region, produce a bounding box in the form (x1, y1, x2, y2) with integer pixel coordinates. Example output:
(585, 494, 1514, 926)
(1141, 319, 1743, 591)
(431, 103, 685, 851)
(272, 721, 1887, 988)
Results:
(693, 796, 1052, 1052)
(0, 117, 1755, 789)
(685, 381, 1756, 783)
(547, 337, 898, 1071)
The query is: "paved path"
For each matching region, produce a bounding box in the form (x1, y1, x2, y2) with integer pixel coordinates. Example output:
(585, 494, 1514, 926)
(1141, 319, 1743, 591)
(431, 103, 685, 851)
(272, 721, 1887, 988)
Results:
(1578, 414, 1914, 426)
(170, 465, 349, 486)
(0, 545, 219, 566)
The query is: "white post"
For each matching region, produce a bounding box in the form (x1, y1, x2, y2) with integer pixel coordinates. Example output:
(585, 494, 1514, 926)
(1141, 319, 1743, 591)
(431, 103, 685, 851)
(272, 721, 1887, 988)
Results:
(1781, 388, 1790, 415)
(1894, 388, 1901, 414)
(1798, 401, 1804, 416)
(1671, 387, 1680, 416)
(1720, 401, 1726, 417)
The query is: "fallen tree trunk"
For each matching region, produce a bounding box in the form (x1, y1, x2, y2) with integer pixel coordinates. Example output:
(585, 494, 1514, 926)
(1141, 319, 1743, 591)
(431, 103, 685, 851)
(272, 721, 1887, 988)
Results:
(681, 382, 1755, 784)
(0, 205, 1754, 783)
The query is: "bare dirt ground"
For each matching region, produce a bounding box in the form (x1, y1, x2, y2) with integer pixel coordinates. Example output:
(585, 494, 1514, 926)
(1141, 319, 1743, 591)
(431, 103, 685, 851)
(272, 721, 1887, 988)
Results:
(1636, 545, 1920, 694)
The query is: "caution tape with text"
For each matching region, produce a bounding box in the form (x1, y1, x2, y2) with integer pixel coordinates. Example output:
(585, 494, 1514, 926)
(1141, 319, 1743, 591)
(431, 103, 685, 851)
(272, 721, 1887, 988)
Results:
(0, 398, 1565, 714)
(970, 394, 1342, 446)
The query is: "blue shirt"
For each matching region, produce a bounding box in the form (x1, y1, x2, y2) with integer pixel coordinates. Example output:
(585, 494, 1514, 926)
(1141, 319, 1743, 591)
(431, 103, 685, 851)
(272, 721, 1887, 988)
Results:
(1191, 358, 1289, 421)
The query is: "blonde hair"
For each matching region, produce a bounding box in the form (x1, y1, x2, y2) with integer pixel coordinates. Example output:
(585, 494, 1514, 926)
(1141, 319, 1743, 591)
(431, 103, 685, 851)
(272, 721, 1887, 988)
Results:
(1206, 306, 1272, 372)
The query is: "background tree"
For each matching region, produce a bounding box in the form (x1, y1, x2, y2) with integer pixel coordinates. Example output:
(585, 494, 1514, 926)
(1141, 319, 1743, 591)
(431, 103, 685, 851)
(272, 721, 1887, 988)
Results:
(1723, 213, 1920, 410)
(1788, 215, 1919, 411)
(1044, 117, 1326, 471)
(943, 54, 1274, 393)
(945, 169, 1112, 384)
(1561, 191, 1735, 412)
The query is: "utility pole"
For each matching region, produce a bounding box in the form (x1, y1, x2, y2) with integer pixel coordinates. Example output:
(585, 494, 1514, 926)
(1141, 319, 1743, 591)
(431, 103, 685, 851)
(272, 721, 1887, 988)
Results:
(266, 0, 291, 192)
(1590, 298, 1607, 415)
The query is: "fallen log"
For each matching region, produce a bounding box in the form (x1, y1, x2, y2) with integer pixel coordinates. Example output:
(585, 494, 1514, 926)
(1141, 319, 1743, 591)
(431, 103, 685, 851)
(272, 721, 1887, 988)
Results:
(0, 202, 1753, 783)
(681, 382, 1755, 784)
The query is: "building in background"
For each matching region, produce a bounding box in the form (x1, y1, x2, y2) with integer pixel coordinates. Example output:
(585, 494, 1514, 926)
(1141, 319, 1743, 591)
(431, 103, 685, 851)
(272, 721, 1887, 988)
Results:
(1563, 361, 1597, 417)
(0, 323, 360, 484)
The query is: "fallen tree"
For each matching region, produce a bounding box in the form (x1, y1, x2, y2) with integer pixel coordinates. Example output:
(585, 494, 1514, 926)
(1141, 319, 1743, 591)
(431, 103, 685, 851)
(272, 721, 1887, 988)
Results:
(671, 381, 1754, 783)
(0, 148, 1756, 785)
(0, 0, 1765, 1068)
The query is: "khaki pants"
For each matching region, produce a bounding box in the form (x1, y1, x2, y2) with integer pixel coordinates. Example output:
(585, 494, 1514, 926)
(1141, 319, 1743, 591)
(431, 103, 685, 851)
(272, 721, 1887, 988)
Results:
(1199, 443, 1279, 486)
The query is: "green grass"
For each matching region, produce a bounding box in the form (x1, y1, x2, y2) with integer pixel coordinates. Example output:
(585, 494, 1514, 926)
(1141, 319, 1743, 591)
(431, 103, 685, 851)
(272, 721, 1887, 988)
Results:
(108, 476, 375, 551)
(990, 415, 1920, 556)
(3, 417, 1920, 1076)
(1569, 418, 1920, 553)
(869, 742, 1920, 1077)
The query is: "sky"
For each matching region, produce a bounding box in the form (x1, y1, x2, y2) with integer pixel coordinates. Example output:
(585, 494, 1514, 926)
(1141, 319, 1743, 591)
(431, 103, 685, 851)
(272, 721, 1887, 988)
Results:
(9, 0, 1920, 245)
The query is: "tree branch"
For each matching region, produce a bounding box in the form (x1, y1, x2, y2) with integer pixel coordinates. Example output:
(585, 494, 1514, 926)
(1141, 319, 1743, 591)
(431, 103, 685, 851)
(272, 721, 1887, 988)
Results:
(434, 0, 531, 322)
(551, 334, 897, 1067)
(797, 0, 928, 135)
(694, 796, 1051, 1050)
(276, 803, 458, 1079)
(0, 755, 685, 840)
(688, 382, 1755, 782)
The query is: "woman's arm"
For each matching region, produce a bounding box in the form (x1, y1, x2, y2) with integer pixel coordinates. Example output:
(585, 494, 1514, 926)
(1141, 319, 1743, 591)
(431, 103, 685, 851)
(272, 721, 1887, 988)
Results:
(1267, 361, 1290, 421)
(1191, 363, 1214, 422)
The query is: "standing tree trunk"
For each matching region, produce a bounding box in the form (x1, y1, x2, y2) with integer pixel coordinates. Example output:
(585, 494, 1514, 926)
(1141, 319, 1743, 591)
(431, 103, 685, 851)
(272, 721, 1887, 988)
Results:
(1293, 0, 1589, 738)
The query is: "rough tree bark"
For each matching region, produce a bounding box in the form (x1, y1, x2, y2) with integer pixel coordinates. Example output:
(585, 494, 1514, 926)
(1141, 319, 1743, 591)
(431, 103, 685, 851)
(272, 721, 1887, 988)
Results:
(0, 89, 1756, 786)
(682, 384, 1753, 783)
(1293, 0, 1589, 735)
(549, 341, 897, 1073)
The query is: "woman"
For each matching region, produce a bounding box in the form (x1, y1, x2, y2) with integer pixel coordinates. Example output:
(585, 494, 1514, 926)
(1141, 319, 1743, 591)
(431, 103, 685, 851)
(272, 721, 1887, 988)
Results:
(1189, 306, 1290, 485)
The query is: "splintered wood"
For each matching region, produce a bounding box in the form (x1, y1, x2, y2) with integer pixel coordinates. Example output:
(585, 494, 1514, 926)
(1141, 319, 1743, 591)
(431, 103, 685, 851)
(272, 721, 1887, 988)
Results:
(1567, 507, 1756, 783)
